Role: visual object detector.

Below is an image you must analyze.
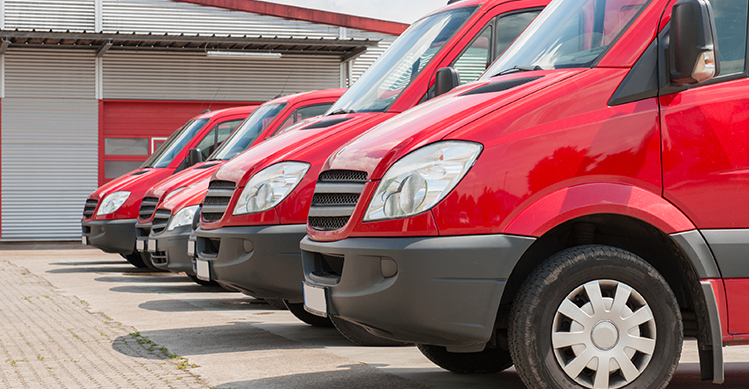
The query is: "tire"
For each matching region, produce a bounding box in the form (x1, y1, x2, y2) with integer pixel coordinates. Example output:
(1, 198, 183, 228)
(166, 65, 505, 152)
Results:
(330, 315, 409, 347)
(186, 274, 218, 286)
(285, 302, 334, 327)
(417, 344, 513, 374)
(120, 252, 148, 268)
(263, 298, 289, 310)
(509, 245, 682, 389)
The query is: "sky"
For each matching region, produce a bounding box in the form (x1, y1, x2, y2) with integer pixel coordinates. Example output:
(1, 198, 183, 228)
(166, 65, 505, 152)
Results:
(265, 0, 450, 24)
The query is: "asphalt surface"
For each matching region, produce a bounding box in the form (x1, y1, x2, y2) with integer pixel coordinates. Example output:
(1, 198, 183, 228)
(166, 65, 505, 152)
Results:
(0, 244, 748, 388)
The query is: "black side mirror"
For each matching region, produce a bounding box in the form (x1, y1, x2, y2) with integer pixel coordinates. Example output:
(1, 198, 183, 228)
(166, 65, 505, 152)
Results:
(434, 67, 460, 97)
(187, 148, 203, 167)
(670, 0, 719, 85)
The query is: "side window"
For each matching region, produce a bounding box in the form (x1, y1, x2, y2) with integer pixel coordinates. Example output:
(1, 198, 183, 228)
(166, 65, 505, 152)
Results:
(275, 103, 334, 135)
(453, 25, 493, 84)
(496, 11, 542, 57)
(195, 119, 243, 159)
(708, 0, 748, 76)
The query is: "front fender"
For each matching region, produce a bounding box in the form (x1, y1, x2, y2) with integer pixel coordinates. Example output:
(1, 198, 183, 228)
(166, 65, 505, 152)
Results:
(503, 182, 695, 236)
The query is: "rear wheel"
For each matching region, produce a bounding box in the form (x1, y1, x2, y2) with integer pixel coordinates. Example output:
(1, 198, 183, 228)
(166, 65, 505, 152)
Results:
(509, 245, 682, 389)
(285, 302, 333, 327)
(331, 315, 409, 346)
(417, 344, 513, 374)
(120, 252, 148, 268)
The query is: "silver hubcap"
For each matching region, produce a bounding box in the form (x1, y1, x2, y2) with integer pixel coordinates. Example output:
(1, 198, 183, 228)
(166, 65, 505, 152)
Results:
(552, 280, 656, 389)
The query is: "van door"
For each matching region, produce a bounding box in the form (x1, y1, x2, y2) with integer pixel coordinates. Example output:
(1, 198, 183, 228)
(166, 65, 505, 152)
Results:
(659, 0, 749, 334)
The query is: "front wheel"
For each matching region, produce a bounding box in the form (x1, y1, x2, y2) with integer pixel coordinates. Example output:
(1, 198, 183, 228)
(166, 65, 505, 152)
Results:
(417, 344, 513, 374)
(509, 245, 682, 389)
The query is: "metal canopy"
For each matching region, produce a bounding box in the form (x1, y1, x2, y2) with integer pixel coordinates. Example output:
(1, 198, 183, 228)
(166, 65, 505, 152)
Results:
(0, 30, 378, 60)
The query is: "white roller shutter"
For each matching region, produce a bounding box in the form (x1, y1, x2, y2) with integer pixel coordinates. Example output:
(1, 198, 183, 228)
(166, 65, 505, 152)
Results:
(2, 49, 98, 241)
(347, 29, 398, 84)
(102, 0, 339, 38)
(5, 0, 96, 32)
(103, 52, 341, 101)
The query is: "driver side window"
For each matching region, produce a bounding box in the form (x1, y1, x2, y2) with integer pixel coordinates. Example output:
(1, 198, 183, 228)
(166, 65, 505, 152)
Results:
(453, 25, 493, 84)
(195, 119, 243, 159)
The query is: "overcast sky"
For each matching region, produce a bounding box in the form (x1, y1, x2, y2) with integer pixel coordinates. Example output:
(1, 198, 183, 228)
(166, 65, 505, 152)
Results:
(267, 0, 450, 24)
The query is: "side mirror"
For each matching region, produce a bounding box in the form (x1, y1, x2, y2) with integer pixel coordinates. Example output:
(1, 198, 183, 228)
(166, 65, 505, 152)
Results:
(187, 148, 203, 167)
(434, 67, 460, 97)
(670, 0, 719, 85)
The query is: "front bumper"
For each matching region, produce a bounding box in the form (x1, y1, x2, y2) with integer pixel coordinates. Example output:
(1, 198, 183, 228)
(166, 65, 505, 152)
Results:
(136, 222, 195, 275)
(81, 218, 137, 255)
(194, 224, 307, 301)
(300, 234, 535, 347)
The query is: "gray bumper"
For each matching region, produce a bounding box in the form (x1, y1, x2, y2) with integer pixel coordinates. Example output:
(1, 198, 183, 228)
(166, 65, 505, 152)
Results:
(194, 224, 307, 301)
(81, 219, 137, 255)
(146, 224, 194, 275)
(300, 234, 535, 347)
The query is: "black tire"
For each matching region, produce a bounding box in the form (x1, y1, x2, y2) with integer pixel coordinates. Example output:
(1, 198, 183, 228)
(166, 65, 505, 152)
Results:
(120, 252, 148, 268)
(509, 245, 682, 389)
(186, 274, 218, 286)
(263, 298, 289, 310)
(417, 344, 513, 374)
(330, 315, 409, 347)
(285, 302, 334, 327)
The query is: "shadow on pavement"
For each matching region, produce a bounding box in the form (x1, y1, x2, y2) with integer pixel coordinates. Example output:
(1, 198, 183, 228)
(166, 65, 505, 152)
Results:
(137, 297, 279, 313)
(109, 284, 226, 294)
(112, 322, 341, 358)
(671, 362, 749, 388)
(94, 275, 190, 283)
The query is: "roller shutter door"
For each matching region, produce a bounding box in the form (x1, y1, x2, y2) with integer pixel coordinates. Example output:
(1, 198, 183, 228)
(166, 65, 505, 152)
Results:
(1, 49, 98, 240)
(103, 52, 341, 101)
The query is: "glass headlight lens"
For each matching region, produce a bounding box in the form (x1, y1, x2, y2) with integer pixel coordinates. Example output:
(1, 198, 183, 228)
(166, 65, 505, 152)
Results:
(167, 205, 199, 231)
(364, 141, 482, 221)
(163, 187, 186, 203)
(96, 191, 130, 216)
(232, 162, 310, 215)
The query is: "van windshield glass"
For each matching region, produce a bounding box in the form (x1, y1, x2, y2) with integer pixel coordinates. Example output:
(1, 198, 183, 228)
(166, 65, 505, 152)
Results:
(209, 103, 287, 161)
(141, 118, 210, 168)
(484, 0, 650, 77)
(326, 6, 477, 114)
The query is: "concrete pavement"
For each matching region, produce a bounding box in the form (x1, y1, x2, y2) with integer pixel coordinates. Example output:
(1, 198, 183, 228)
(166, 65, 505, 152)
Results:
(0, 245, 748, 388)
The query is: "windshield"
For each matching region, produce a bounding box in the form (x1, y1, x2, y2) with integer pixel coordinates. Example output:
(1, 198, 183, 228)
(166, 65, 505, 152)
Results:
(484, 0, 649, 77)
(209, 103, 287, 161)
(141, 118, 210, 168)
(326, 6, 477, 114)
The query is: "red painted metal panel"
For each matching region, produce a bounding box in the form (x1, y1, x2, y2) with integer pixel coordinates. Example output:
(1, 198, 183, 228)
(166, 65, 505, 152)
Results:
(173, 0, 408, 36)
(724, 278, 749, 337)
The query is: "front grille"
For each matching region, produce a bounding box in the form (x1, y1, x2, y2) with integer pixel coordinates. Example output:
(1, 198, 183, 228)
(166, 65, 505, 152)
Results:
(308, 170, 367, 231)
(151, 251, 167, 265)
(319, 169, 367, 182)
(135, 224, 150, 238)
(151, 209, 172, 234)
(139, 197, 159, 221)
(83, 199, 98, 219)
(201, 180, 236, 223)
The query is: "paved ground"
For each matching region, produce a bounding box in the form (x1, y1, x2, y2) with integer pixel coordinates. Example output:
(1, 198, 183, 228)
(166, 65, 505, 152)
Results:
(1, 244, 748, 388)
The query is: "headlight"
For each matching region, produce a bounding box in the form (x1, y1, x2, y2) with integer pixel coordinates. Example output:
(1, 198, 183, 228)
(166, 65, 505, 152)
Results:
(364, 141, 482, 221)
(168, 205, 200, 231)
(96, 191, 130, 216)
(163, 187, 186, 203)
(232, 162, 310, 215)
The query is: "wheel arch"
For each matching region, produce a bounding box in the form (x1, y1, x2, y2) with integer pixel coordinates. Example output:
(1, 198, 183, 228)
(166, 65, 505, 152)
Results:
(497, 213, 724, 383)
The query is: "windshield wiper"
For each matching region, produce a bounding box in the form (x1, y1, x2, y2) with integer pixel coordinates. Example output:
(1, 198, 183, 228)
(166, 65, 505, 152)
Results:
(328, 108, 355, 116)
(491, 65, 543, 78)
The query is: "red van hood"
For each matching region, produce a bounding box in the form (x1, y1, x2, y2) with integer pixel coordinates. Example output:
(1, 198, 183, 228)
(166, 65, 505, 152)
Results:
(161, 177, 211, 212)
(90, 168, 160, 200)
(144, 161, 225, 200)
(325, 70, 585, 180)
(214, 113, 386, 187)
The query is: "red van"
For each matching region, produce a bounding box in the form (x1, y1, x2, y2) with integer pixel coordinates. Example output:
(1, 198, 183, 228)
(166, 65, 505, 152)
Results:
(302, 0, 746, 386)
(81, 106, 256, 269)
(134, 89, 344, 277)
(193, 0, 548, 342)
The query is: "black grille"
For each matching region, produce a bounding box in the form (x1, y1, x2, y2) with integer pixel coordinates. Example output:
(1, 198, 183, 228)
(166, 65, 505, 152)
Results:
(308, 170, 367, 231)
(319, 170, 367, 182)
(83, 199, 98, 219)
(201, 180, 236, 224)
(151, 251, 167, 265)
(139, 197, 159, 221)
(151, 209, 172, 234)
(311, 193, 359, 206)
(308, 216, 350, 231)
